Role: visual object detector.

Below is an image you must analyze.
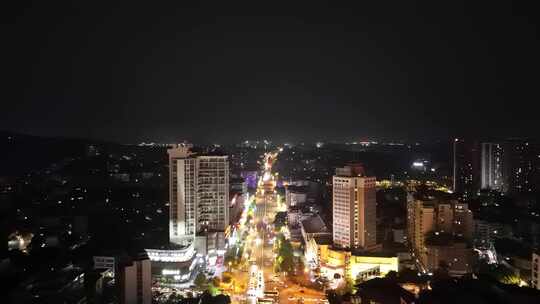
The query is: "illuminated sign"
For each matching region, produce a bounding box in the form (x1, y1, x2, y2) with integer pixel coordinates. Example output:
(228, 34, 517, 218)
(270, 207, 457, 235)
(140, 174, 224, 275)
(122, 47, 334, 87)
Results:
(145, 244, 196, 262)
(162, 269, 180, 275)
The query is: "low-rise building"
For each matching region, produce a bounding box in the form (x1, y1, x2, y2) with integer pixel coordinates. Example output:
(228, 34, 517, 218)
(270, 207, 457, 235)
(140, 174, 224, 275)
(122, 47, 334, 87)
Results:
(474, 219, 512, 248)
(305, 234, 333, 268)
(117, 253, 152, 304)
(287, 206, 303, 227)
(424, 233, 473, 276)
(300, 214, 330, 244)
(285, 185, 308, 207)
(407, 198, 474, 274)
(318, 248, 399, 282)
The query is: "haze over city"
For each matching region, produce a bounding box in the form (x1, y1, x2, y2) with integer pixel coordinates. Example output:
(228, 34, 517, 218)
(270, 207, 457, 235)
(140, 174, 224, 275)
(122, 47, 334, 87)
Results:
(3, 2, 540, 143)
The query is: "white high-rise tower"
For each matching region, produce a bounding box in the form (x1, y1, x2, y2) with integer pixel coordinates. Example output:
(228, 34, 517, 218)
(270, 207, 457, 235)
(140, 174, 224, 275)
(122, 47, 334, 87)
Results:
(480, 143, 504, 191)
(168, 146, 229, 246)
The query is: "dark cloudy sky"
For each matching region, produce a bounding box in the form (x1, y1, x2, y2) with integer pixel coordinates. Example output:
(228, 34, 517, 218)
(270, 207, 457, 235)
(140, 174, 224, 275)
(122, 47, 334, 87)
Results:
(2, 1, 539, 143)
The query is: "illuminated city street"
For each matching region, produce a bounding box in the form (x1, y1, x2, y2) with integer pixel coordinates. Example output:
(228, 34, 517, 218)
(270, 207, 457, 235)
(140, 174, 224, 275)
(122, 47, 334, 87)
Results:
(221, 151, 325, 304)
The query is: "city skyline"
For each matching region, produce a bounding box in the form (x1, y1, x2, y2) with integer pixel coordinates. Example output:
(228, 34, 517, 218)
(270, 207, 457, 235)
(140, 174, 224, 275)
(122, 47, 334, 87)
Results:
(3, 2, 540, 303)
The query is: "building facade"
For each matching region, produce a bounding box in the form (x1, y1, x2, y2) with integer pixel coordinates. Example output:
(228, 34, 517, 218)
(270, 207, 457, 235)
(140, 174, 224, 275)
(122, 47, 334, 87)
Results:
(118, 254, 152, 304)
(504, 140, 537, 194)
(407, 198, 473, 274)
(453, 139, 480, 197)
(168, 147, 197, 245)
(480, 143, 505, 191)
(474, 219, 511, 248)
(332, 165, 376, 250)
(454, 139, 540, 196)
(285, 185, 308, 207)
(197, 155, 229, 232)
(532, 252, 540, 290)
(407, 200, 435, 266)
(425, 240, 472, 276)
(168, 146, 229, 246)
(318, 246, 398, 282)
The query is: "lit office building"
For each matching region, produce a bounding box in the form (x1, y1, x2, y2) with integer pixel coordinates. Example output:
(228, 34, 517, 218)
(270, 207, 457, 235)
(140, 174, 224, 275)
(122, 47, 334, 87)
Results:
(167, 146, 229, 247)
(168, 146, 197, 245)
(332, 164, 377, 250)
(196, 155, 229, 232)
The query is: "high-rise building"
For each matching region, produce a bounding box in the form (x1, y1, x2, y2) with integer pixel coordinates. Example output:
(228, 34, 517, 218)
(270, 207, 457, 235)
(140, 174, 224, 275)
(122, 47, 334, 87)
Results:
(453, 139, 480, 196)
(504, 140, 537, 194)
(332, 165, 376, 250)
(117, 253, 151, 304)
(168, 146, 197, 245)
(197, 155, 229, 232)
(452, 202, 474, 240)
(436, 203, 453, 233)
(456, 139, 539, 195)
(407, 199, 435, 265)
(480, 143, 505, 191)
(168, 146, 229, 246)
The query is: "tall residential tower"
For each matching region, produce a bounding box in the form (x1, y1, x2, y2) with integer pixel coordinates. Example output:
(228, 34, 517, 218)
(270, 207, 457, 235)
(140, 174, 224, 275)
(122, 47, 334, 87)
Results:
(332, 165, 377, 250)
(168, 146, 229, 247)
(480, 143, 505, 191)
(453, 139, 480, 196)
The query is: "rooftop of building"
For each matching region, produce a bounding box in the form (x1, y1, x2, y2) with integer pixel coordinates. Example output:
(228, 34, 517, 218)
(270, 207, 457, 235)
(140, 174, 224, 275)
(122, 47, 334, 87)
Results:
(425, 232, 468, 247)
(328, 246, 399, 258)
(168, 146, 228, 158)
(300, 214, 329, 234)
(335, 163, 366, 177)
(285, 185, 309, 193)
(196, 152, 228, 158)
(313, 234, 333, 245)
(356, 278, 416, 304)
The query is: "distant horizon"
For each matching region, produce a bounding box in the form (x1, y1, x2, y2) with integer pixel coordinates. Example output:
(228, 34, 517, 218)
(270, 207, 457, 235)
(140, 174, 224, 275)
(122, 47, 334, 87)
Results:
(2, 128, 539, 146)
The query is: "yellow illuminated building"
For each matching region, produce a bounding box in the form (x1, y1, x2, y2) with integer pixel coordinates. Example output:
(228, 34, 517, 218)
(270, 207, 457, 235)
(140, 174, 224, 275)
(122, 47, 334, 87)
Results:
(318, 246, 398, 281)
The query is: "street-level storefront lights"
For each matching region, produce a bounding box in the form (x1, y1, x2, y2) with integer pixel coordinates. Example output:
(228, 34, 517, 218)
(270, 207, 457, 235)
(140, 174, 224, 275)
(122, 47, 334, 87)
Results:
(145, 245, 196, 263)
(162, 269, 180, 275)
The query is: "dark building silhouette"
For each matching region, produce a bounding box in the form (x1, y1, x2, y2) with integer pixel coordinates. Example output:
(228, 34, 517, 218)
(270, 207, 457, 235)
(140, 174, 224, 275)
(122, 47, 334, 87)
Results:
(504, 140, 538, 194)
(452, 139, 480, 197)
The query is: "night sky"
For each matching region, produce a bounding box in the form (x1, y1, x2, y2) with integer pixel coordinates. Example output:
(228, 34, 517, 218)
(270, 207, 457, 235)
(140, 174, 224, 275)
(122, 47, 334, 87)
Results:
(2, 2, 539, 143)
